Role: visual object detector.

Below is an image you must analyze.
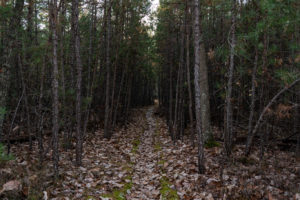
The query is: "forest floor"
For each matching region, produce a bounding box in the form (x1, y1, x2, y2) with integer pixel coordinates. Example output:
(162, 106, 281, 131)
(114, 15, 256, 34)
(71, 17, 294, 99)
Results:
(1, 106, 300, 199)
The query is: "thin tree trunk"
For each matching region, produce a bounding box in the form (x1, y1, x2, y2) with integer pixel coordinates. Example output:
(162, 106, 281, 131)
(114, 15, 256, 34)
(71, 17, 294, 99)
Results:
(177, 24, 185, 140)
(194, 0, 205, 174)
(296, 95, 300, 157)
(72, 0, 83, 166)
(185, 1, 195, 146)
(173, 59, 181, 140)
(37, 55, 45, 163)
(199, 43, 212, 142)
(7, 88, 24, 155)
(246, 50, 258, 154)
(49, 0, 59, 176)
(125, 74, 133, 121)
(224, 0, 236, 156)
(104, 0, 112, 139)
(59, 0, 69, 149)
(169, 55, 173, 138)
(112, 55, 128, 129)
(19, 51, 32, 150)
(109, 3, 122, 132)
(83, 0, 97, 137)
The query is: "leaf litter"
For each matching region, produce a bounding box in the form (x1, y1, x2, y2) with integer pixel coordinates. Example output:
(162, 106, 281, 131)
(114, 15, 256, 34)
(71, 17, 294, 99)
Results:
(0, 106, 299, 199)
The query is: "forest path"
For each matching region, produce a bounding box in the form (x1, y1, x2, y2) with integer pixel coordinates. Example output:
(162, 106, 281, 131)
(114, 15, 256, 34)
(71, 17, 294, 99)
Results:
(4, 107, 299, 200)
(99, 106, 181, 199)
(6, 106, 202, 199)
(129, 107, 165, 199)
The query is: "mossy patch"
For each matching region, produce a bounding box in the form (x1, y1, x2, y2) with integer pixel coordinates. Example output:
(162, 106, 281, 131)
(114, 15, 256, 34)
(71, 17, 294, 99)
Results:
(236, 157, 256, 166)
(100, 182, 133, 200)
(154, 143, 162, 151)
(27, 193, 43, 200)
(205, 139, 220, 148)
(158, 159, 166, 165)
(131, 139, 141, 154)
(159, 176, 179, 200)
(85, 196, 97, 200)
(0, 143, 15, 164)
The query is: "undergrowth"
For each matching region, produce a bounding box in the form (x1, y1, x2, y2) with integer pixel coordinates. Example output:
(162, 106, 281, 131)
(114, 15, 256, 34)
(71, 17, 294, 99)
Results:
(0, 143, 14, 162)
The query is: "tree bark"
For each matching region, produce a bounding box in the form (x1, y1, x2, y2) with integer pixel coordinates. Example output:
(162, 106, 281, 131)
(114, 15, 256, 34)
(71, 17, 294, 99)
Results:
(37, 55, 45, 164)
(83, 0, 97, 138)
(169, 53, 174, 138)
(246, 50, 258, 154)
(224, 0, 236, 156)
(193, 0, 205, 174)
(49, 0, 59, 176)
(104, 0, 112, 139)
(199, 43, 212, 142)
(185, 0, 195, 146)
(71, 0, 83, 166)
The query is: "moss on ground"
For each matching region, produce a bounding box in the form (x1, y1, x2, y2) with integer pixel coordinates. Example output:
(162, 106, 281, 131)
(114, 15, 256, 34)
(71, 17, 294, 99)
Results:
(85, 196, 97, 200)
(131, 139, 141, 154)
(236, 157, 256, 166)
(100, 177, 133, 200)
(154, 143, 162, 151)
(159, 176, 179, 200)
(158, 159, 166, 165)
(205, 139, 220, 148)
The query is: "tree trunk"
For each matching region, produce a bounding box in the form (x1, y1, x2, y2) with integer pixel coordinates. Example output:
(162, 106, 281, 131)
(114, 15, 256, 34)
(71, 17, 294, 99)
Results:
(72, 0, 83, 166)
(246, 50, 258, 154)
(296, 94, 300, 157)
(185, 0, 195, 146)
(224, 0, 236, 156)
(83, 0, 97, 137)
(37, 56, 45, 164)
(104, 0, 112, 139)
(199, 43, 212, 142)
(193, 0, 205, 174)
(49, 0, 59, 176)
(169, 54, 173, 138)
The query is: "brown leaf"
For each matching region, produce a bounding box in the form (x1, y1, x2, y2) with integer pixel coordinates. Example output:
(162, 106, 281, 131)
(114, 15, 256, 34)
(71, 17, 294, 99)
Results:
(0, 180, 22, 194)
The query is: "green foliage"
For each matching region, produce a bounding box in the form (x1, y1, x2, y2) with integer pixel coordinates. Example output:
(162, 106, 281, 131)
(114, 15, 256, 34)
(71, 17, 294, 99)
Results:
(215, 46, 229, 63)
(100, 178, 133, 200)
(160, 176, 179, 200)
(131, 139, 141, 154)
(275, 69, 300, 85)
(0, 4, 13, 19)
(0, 143, 14, 162)
(236, 157, 256, 166)
(205, 139, 221, 148)
(154, 143, 162, 151)
(82, 96, 92, 111)
(0, 107, 6, 120)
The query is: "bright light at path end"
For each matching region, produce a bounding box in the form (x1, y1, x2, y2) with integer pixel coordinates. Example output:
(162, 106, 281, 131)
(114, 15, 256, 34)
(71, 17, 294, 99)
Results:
(143, 0, 159, 25)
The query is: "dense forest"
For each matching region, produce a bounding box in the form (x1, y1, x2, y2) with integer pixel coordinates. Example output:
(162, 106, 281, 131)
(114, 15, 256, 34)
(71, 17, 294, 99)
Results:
(0, 0, 299, 199)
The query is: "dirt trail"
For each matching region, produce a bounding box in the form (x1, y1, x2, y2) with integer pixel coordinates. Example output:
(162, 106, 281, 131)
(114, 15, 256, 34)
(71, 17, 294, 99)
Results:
(129, 107, 162, 199)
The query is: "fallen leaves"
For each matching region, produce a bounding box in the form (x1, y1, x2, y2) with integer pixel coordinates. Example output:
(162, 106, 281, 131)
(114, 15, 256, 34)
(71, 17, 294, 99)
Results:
(0, 180, 22, 194)
(1, 106, 299, 199)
